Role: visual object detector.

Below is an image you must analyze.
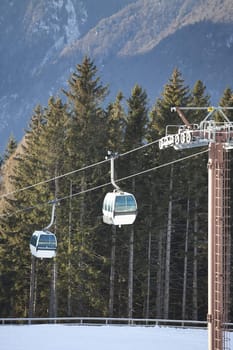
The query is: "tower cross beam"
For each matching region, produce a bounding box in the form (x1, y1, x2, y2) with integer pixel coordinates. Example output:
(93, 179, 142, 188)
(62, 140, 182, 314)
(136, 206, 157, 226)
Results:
(159, 107, 233, 151)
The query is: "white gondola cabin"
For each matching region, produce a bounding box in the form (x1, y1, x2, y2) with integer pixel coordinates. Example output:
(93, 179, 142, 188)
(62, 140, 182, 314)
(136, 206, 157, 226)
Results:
(30, 230, 57, 259)
(103, 191, 137, 226)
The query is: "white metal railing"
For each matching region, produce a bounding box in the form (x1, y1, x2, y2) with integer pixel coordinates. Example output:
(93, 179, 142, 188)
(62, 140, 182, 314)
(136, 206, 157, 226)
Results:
(0, 317, 210, 327)
(1, 317, 233, 330)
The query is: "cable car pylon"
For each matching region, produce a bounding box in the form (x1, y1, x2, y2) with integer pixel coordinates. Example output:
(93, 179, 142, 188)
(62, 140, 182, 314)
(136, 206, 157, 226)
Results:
(102, 151, 137, 227)
(159, 106, 233, 350)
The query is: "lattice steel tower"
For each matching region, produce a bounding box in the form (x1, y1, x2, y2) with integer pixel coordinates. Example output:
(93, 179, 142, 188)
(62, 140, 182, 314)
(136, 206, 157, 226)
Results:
(159, 106, 233, 350)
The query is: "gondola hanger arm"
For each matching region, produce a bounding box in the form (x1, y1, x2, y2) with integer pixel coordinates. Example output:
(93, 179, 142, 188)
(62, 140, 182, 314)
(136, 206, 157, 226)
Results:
(106, 151, 120, 191)
(43, 199, 59, 231)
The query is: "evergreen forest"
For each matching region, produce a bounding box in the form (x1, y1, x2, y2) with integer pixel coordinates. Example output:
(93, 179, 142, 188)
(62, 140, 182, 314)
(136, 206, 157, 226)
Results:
(0, 56, 233, 321)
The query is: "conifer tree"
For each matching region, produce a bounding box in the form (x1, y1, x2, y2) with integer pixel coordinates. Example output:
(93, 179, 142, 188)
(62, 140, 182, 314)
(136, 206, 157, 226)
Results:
(125, 84, 148, 149)
(0, 104, 47, 316)
(3, 134, 18, 162)
(121, 84, 149, 318)
(149, 68, 190, 319)
(190, 79, 211, 122)
(62, 56, 109, 316)
(37, 97, 69, 317)
(219, 87, 233, 119)
(105, 92, 127, 317)
(151, 68, 190, 136)
(64, 56, 108, 164)
(106, 91, 126, 153)
(0, 98, 70, 317)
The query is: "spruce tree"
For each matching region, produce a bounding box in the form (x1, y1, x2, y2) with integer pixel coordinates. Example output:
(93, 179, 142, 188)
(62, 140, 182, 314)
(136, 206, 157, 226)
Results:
(37, 97, 69, 317)
(64, 56, 108, 164)
(149, 68, 190, 319)
(105, 91, 127, 316)
(0, 97, 70, 317)
(63, 56, 110, 316)
(106, 91, 126, 153)
(219, 87, 233, 119)
(3, 134, 18, 162)
(0, 104, 47, 316)
(151, 68, 190, 136)
(118, 84, 149, 318)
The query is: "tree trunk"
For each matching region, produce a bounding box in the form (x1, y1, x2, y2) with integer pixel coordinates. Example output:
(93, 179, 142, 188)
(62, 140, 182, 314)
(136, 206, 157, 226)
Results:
(67, 180, 72, 316)
(192, 198, 199, 320)
(28, 255, 36, 319)
(109, 225, 116, 317)
(164, 165, 173, 319)
(156, 229, 164, 318)
(49, 259, 57, 318)
(128, 226, 134, 319)
(49, 167, 58, 318)
(128, 179, 135, 319)
(77, 175, 86, 315)
(145, 184, 153, 319)
(182, 196, 190, 320)
(145, 231, 151, 319)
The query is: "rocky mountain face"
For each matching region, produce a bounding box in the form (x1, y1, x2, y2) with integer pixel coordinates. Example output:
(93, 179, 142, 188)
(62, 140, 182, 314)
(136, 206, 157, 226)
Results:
(1, 0, 233, 152)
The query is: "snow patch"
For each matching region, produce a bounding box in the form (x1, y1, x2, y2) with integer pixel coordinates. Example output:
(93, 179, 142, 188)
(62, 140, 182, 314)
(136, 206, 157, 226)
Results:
(29, 0, 89, 74)
(0, 325, 210, 350)
(65, 0, 80, 44)
(226, 34, 233, 48)
(32, 36, 65, 76)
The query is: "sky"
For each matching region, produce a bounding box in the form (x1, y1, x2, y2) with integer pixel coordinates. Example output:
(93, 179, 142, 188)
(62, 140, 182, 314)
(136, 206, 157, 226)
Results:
(0, 324, 214, 350)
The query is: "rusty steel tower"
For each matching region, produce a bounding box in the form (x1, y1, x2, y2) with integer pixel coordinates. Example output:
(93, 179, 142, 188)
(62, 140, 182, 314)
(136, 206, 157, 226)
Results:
(159, 106, 233, 350)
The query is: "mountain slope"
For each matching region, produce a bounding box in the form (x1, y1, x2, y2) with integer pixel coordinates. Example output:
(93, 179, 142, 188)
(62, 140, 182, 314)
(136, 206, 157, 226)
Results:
(62, 0, 233, 58)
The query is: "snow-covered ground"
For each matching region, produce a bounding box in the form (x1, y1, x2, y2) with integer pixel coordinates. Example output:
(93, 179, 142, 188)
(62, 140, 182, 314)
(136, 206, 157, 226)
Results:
(0, 324, 215, 350)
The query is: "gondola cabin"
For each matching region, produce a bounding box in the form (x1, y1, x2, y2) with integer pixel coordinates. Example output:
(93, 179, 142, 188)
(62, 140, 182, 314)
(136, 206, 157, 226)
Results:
(103, 191, 137, 226)
(30, 230, 57, 259)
